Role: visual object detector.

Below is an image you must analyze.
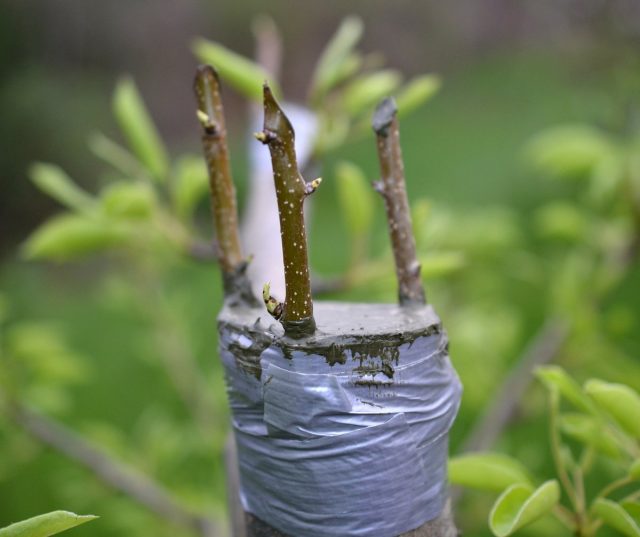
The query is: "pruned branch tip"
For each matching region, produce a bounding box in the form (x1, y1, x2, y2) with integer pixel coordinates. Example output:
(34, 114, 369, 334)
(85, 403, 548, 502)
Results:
(194, 65, 257, 307)
(258, 84, 316, 337)
(373, 97, 426, 306)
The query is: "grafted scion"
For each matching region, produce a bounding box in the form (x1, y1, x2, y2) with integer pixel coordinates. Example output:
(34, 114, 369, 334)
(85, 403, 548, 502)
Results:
(373, 97, 426, 306)
(194, 65, 257, 306)
(256, 84, 318, 337)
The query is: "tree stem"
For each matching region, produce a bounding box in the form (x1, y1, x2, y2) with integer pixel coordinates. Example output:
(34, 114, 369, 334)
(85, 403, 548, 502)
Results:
(372, 97, 426, 306)
(194, 65, 256, 306)
(256, 84, 317, 337)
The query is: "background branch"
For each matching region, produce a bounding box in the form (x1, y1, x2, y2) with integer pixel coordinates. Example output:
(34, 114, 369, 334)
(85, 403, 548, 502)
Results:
(460, 317, 569, 454)
(372, 97, 426, 306)
(252, 15, 282, 83)
(10, 404, 221, 537)
(459, 224, 640, 457)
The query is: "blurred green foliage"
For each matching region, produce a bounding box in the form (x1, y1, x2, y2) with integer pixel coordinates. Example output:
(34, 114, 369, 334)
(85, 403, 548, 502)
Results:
(451, 368, 640, 536)
(194, 16, 440, 155)
(1, 17, 640, 537)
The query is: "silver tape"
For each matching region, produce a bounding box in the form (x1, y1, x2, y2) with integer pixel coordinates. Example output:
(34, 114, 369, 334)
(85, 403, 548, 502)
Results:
(219, 302, 462, 537)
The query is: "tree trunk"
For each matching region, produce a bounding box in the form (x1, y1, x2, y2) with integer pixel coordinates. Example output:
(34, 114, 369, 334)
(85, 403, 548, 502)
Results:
(245, 500, 457, 537)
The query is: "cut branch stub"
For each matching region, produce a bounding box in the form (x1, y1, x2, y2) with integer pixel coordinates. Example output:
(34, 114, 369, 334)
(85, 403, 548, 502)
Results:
(256, 84, 317, 337)
(194, 65, 242, 274)
(373, 97, 426, 306)
(194, 65, 257, 306)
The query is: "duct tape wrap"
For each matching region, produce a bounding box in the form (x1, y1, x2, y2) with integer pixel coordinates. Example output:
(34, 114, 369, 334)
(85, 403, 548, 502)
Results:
(218, 302, 462, 537)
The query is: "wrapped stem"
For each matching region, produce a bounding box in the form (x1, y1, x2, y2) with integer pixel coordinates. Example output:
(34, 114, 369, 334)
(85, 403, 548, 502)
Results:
(373, 97, 426, 306)
(256, 85, 318, 337)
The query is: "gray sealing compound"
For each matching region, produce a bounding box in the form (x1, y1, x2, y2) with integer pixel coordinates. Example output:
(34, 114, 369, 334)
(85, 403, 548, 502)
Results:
(219, 301, 462, 537)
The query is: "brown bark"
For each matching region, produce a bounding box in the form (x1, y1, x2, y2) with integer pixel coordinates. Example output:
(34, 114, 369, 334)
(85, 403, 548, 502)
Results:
(373, 97, 426, 306)
(194, 65, 243, 274)
(256, 84, 318, 338)
(194, 65, 257, 307)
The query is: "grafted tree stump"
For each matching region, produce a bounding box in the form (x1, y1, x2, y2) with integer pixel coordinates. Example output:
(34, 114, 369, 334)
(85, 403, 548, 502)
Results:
(219, 303, 461, 537)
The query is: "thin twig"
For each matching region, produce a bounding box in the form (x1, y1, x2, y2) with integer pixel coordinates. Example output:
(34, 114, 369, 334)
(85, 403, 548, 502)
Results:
(256, 84, 319, 338)
(460, 317, 569, 453)
(10, 404, 221, 537)
(194, 65, 243, 275)
(372, 97, 425, 306)
(194, 65, 256, 306)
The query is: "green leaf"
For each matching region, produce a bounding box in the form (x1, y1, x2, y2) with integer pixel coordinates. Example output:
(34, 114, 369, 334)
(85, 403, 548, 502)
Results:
(8, 323, 87, 384)
(342, 70, 402, 116)
(548, 250, 594, 314)
(427, 206, 522, 256)
(411, 198, 431, 248)
(88, 132, 148, 179)
(330, 53, 362, 91)
(335, 161, 374, 239)
(396, 75, 441, 118)
(23, 214, 129, 261)
(100, 182, 155, 219)
(315, 114, 350, 154)
(622, 502, 640, 525)
(310, 16, 364, 102)
(525, 124, 614, 180)
(536, 366, 595, 413)
(592, 499, 640, 537)
(585, 379, 640, 438)
(0, 510, 97, 537)
(489, 480, 560, 537)
(559, 412, 621, 458)
(29, 163, 95, 213)
(448, 452, 532, 492)
(589, 152, 625, 203)
(419, 252, 466, 280)
(112, 77, 169, 181)
(191, 39, 278, 101)
(559, 444, 578, 473)
(534, 202, 587, 242)
(630, 459, 640, 480)
(172, 155, 209, 219)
